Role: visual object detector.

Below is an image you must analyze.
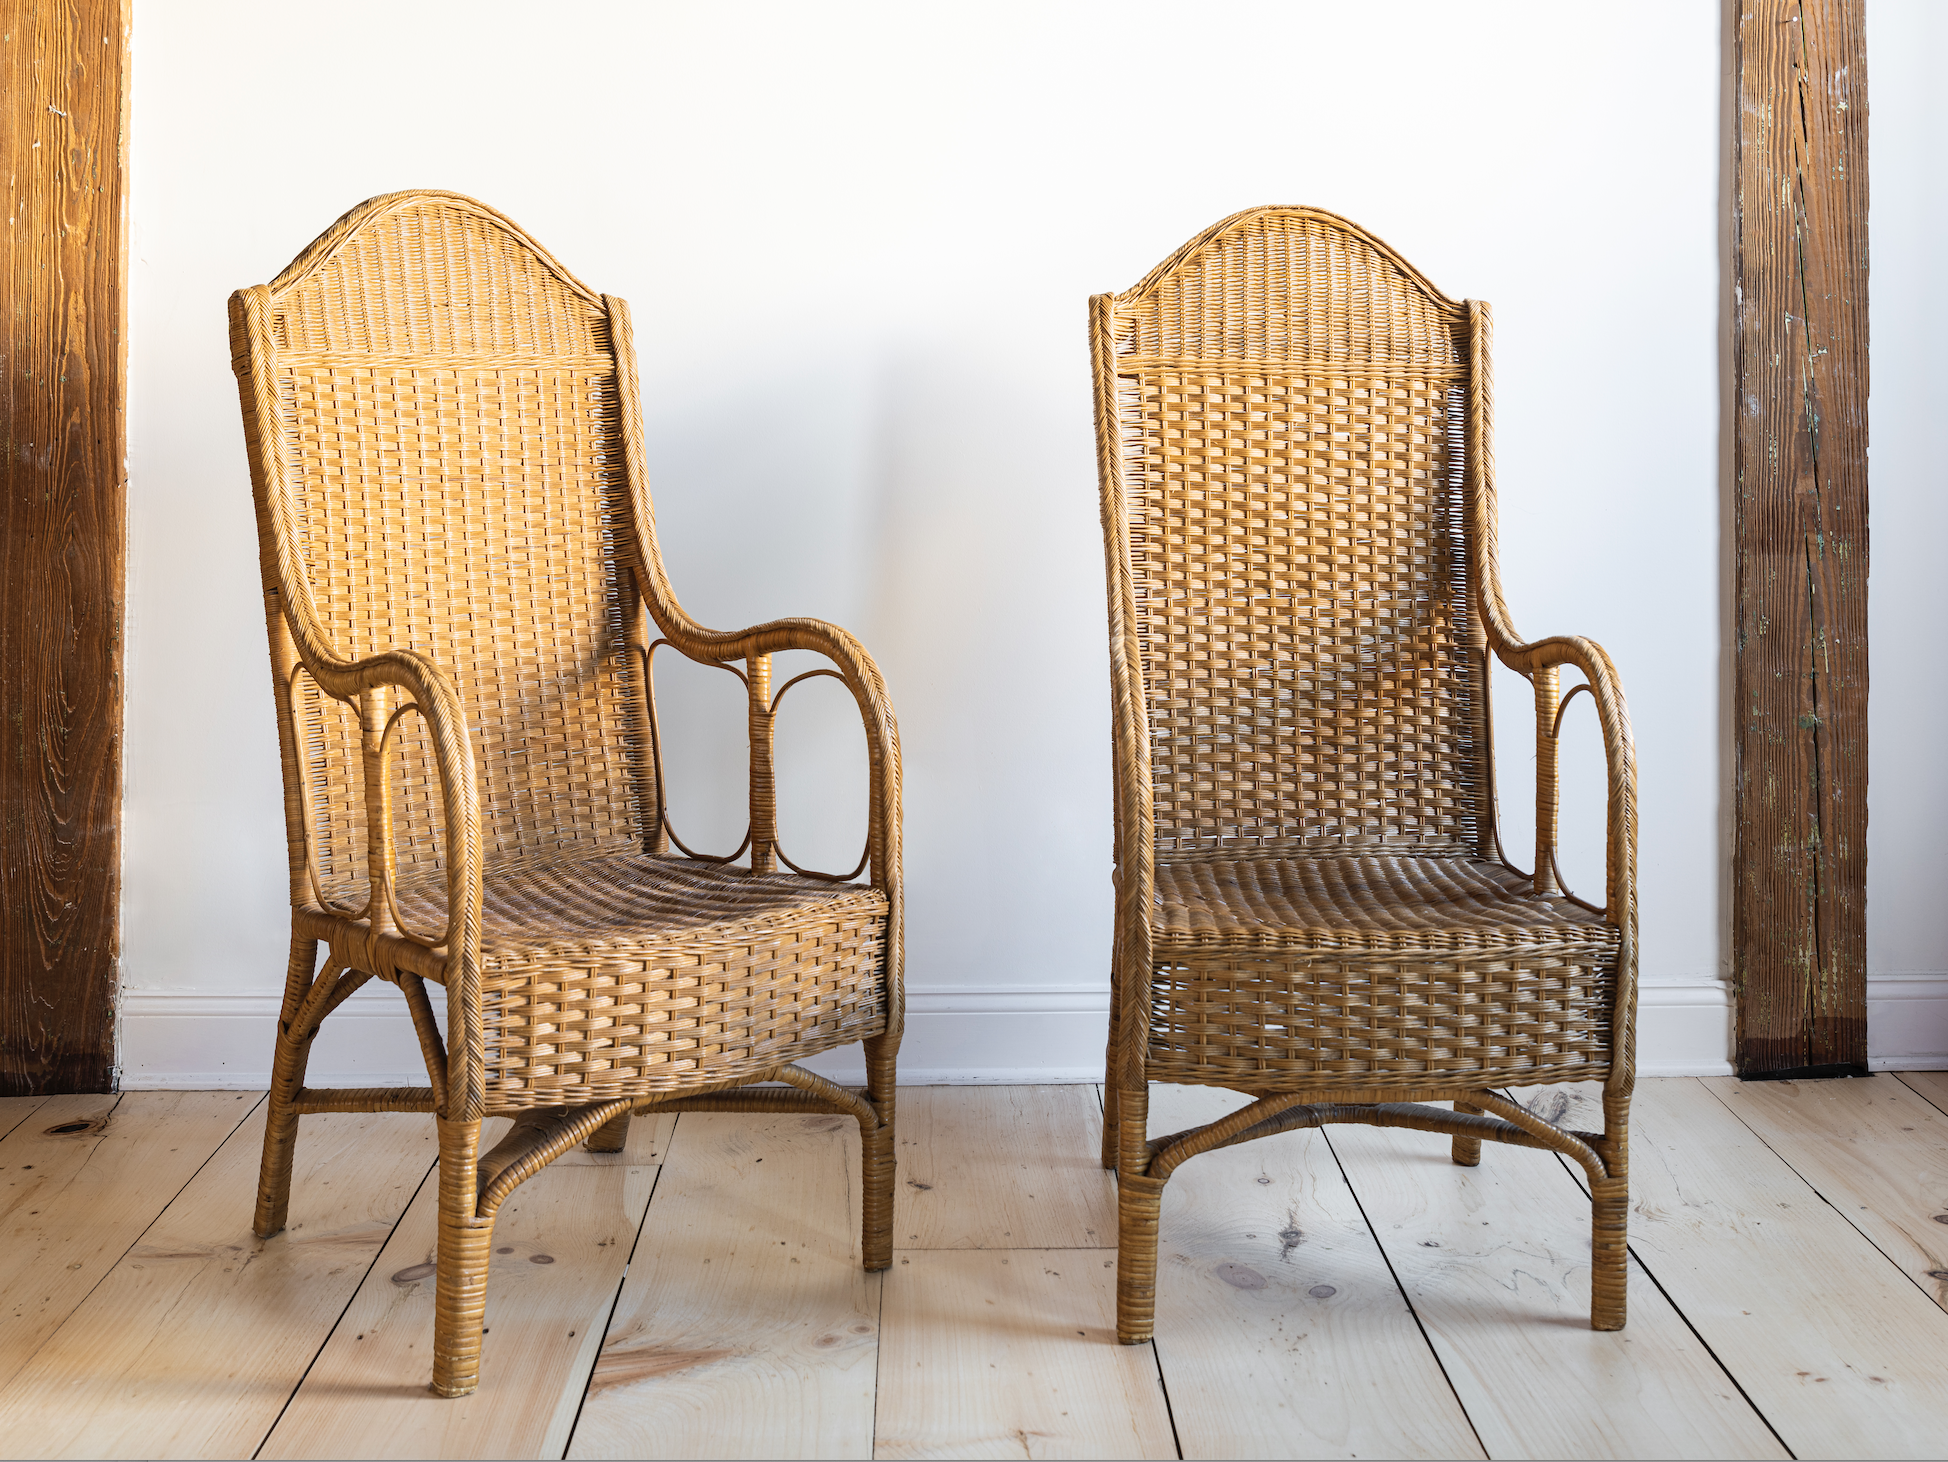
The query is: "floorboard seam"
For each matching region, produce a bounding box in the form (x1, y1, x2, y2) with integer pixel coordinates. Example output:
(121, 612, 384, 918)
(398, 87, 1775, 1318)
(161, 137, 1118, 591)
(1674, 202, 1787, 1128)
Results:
(1694, 1076, 1948, 1315)
(0, 1094, 50, 1145)
(1319, 1126, 1490, 1461)
(1515, 1084, 1799, 1460)
(250, 1133, 442, 1460)
(870, 1209, 886, 1462)
(0, 1092, 267, 1398)
(1893, 1071, 1948, 1119)
(558, 1118, 673, 1459)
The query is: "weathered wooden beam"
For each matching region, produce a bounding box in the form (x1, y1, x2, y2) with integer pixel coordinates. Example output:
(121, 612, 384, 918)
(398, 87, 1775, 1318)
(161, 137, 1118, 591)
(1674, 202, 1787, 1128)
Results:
(0, 1, 127, 1093)
(1731, 0, 1869, 1077)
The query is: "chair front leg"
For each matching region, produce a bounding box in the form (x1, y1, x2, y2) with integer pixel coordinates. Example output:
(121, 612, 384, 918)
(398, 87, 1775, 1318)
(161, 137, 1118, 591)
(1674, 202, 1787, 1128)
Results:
(254, 932, 321, 1239)
(860, 1031, 897, 1272)
(1590, 1086, 1632, 1331)
(432, 1116, 497, 1397)
(1114, 1076, 1164, 1344)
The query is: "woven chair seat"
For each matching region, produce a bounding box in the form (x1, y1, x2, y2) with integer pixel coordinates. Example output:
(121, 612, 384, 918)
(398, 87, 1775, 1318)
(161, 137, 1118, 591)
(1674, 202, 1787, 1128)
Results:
(1151, 854, 1617, 958)
(388, 849, 887, 962)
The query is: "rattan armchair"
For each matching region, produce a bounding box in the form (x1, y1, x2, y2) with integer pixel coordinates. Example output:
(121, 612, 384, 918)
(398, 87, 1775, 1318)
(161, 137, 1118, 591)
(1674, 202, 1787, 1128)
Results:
(229, 191, 903, 1397)
(1091, 207, 1637, 1342)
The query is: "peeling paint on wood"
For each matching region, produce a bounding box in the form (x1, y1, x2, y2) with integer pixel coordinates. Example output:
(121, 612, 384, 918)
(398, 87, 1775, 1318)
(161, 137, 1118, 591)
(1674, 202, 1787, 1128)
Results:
(1733, 0, 1869, 1075)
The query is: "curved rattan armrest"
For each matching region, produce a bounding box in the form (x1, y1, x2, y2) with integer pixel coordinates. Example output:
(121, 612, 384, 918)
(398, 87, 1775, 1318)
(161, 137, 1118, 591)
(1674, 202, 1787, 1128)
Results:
(1490, 629, 1638, 963)
(1490, 632, 1635, 802)
(657, 615, 894, 723)
(648, 610, 901, 807)
(296, 643, 488, 1118)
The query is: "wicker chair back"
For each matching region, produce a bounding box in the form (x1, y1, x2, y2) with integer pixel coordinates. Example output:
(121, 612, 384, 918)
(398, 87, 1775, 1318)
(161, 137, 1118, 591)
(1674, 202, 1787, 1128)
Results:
(1105, 209, 1485, 856)
(248, 194, 651, 908)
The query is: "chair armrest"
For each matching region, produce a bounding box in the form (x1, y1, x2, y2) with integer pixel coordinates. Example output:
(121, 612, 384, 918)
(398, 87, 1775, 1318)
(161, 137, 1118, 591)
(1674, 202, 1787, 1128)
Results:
(653, 614, 896, 730)
(296, 645, 488, 1118)
(1489, 631, 1637, 939)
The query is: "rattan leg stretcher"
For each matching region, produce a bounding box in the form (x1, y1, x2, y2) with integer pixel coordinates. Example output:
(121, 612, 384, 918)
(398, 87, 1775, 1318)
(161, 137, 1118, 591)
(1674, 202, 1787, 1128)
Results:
(1090, 207, 1638, 1342)
(230, 191, 904, 1397)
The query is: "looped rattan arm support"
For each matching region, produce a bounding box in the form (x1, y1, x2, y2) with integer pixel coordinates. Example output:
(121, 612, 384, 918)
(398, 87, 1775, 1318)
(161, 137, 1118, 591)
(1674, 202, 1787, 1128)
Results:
(1486, 632, 1636, 925)
(767, 668, 873, 883)
(308, 650, 487, 1120)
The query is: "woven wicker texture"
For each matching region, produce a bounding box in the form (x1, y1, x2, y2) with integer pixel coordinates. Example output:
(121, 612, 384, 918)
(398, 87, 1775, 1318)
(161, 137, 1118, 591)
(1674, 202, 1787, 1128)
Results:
(1092, 206, 1638, 1344)
(229, 192, 904, 1397)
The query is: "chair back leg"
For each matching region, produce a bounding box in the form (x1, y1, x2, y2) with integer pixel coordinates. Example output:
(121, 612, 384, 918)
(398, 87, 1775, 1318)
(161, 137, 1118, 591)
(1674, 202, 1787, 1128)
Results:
(1113, 1079, 1162, 1344)
(583, 1110, 632, 1153)
(432, 1117, 496, 1398)
(254, 932, 321, 1239)
(1451, 1098, 1484, 1167)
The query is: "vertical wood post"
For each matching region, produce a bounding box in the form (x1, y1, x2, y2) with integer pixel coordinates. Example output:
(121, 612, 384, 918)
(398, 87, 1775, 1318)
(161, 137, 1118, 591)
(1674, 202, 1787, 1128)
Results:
(0, 1, 128, 1094)
(1731, 0, 1869, 1077)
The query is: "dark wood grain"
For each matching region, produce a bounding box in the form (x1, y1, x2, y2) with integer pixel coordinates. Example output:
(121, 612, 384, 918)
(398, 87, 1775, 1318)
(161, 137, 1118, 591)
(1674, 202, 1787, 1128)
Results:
(1732, 0, 1868, 1076)
(0, 0, 126, 1093)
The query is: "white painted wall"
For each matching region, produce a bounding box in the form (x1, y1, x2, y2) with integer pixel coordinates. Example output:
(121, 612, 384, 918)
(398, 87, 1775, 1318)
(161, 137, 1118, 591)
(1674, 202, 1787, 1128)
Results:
(123, 0, 1762, 1087)
(1864, 0, 1948, 1067)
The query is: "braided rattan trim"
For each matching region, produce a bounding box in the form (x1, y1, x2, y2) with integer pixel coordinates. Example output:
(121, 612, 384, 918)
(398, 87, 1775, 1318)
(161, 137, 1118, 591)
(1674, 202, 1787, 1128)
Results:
(1146, 947, 1616, 1087)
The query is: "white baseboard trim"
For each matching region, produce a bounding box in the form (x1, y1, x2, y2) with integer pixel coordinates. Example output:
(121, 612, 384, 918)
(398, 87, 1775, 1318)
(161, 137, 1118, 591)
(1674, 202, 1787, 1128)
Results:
(117, 977, 1767, 1089)
(1633, 980, 1734, 1076)
(1867, 973, 1948, 1069)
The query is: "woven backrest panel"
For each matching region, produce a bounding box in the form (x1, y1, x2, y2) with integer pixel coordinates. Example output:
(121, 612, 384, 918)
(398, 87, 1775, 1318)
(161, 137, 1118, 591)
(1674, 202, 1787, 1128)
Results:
(266, 196, 647, 902)
(1110, 209, 1483, 855)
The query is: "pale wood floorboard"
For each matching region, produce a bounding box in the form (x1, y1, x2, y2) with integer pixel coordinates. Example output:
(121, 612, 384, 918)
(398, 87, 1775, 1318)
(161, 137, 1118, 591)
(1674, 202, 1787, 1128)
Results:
(1702, 1074, 1948, 1313)
(568, 1112, 880, 1461)
(259, 1111, 673, 1461)
(894, 1086, 1113, 1250)
(0, 1092, 258, 1391)
(874, 1249, 1176, 1460)
(1621, 1077, 1948, 1458)
(2, 1077, 1945, 1456)
(1145, 1084, 1485, 1461)
(1328, 1106, 1784, 1461)
(0, 1095, 49, 1144)
(0, 1106, 437, 1459)
(1896, 1067, 1948, 1116)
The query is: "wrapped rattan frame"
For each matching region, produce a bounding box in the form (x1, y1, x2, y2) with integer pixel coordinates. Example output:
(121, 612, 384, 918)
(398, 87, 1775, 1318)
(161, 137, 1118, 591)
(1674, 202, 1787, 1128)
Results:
(227, 190, 904, 1396)
(1091, 205, 1638, 1343)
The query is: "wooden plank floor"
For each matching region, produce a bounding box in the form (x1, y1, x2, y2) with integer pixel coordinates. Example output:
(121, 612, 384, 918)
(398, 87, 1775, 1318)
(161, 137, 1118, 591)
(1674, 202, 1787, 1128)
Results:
(0, 1077, 1944, 1458)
